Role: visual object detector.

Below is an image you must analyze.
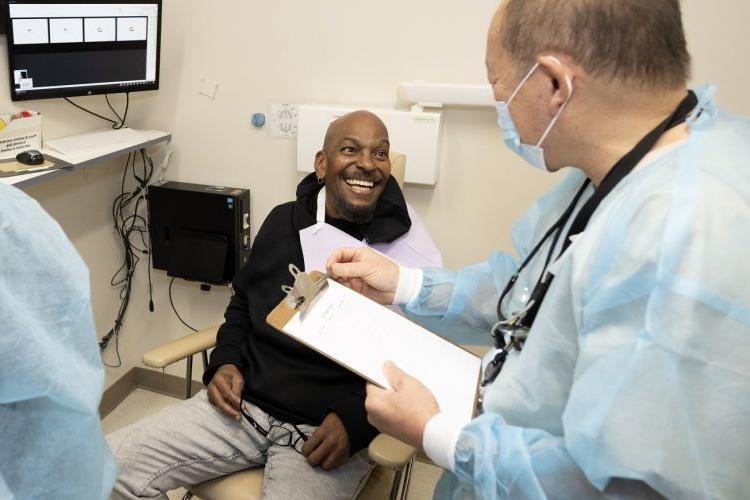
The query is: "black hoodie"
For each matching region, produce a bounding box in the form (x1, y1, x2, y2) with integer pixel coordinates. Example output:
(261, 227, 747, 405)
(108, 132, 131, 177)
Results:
(203, 173, 412, 454)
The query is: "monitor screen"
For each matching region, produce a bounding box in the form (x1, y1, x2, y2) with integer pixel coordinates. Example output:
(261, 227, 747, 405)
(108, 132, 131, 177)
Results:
(5, 0, 161, 101)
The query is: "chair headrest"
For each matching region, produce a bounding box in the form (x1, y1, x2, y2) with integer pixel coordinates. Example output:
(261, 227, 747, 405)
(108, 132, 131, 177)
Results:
(389, 152, 406, 188)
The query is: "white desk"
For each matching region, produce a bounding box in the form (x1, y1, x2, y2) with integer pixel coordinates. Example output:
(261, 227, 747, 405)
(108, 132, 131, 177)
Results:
(1, 129, 171, 189)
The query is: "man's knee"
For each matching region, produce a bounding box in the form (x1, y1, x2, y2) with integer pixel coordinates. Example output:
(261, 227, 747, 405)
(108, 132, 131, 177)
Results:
(107, 418, 158, 462)
(106, 425, 132, 459)
(107, 392, 209, 463)
(263, 450, 373, 500)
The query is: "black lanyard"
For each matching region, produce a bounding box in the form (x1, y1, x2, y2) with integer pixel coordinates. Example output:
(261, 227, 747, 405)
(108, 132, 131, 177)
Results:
(484, 91, 699, 386)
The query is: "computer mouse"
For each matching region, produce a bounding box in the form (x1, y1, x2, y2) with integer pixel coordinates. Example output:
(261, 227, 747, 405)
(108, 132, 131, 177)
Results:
(16, 150, 44, 166)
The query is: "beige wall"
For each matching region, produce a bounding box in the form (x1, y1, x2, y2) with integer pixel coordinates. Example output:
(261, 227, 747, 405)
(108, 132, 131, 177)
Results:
(4, 0, 748, 387)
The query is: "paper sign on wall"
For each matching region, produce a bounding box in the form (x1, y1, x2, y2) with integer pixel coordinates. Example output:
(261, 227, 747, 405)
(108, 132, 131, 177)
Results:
(270, 104, 299, 138)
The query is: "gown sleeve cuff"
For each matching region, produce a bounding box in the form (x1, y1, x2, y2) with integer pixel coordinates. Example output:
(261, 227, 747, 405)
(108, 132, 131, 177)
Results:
(423, 412, 463, 472)
(392, 266, 424, 306)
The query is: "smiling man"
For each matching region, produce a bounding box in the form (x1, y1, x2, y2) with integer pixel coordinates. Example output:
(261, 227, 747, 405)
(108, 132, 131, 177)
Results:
(321, 112, 391, 223)
(107, 110, 442, 500)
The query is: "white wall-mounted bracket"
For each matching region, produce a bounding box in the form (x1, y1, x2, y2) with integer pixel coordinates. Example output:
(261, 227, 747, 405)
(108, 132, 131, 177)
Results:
(400, 82, 495, 109)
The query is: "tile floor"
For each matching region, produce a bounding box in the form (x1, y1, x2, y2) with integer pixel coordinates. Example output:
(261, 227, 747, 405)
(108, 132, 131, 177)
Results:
(102, 389, 442, 499)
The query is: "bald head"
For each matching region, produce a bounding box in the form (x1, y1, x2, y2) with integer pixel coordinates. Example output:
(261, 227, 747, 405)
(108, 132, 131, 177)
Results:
(314, 110, 392, 224)
(489, 0, 690, 89)
(323, 110, 388, 153)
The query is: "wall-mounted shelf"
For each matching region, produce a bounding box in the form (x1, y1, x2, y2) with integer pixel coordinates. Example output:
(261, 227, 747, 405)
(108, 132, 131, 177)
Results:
(1, 128, 171, 189)
(399, 82, 495, 110)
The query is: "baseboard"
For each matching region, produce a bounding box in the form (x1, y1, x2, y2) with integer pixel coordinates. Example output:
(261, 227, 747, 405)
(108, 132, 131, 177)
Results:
(137, 367, 204, 400)
(100, 368, 139, 417)
(100, 367, 203, 418)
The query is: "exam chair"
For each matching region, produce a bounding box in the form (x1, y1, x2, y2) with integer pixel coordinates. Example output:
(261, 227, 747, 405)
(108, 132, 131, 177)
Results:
(141, 154, 417, 500)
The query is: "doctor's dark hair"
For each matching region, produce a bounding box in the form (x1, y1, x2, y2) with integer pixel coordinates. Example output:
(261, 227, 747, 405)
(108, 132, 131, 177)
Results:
(499, 0, 691, 89)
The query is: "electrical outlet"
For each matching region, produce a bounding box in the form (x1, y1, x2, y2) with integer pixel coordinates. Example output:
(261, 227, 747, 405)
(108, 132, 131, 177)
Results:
(199, 78, 218, 99)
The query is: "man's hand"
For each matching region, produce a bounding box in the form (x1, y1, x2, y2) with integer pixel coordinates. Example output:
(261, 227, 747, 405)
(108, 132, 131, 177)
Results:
(207, 364, 245, 420)
(302, 412, 350, 471)
(326, 247, 399, 305)
(365, 362, 440, 448)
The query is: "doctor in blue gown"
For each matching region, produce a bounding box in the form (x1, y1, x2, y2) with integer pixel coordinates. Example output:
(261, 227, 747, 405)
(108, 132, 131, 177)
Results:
(0, 182, 116, 499)
(327, 1, 750, 498)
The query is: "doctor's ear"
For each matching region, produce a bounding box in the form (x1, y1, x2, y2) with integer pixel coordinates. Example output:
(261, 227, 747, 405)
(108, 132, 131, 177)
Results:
(314, 150, 327, 180)
(538, 55, 574, 116)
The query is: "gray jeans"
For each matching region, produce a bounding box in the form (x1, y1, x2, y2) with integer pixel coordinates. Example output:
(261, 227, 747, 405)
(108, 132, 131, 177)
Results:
(107, 391, 373, 500)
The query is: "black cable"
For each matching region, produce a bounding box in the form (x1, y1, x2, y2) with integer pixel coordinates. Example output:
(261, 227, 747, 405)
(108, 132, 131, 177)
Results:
(105, 94, 122, 124)
(146, 237, 154, 312)
(142, 151, 155, 312)
(121, 93, 130, 128)
(66, 92, 130, 130)
(100, 149, 157, 364)
(169, 278, 198, 332)
(65, 97, 118, 126)
(108, 92, 130, 130)
(136, 148, 154, 310)
(101, 153, 135, 364)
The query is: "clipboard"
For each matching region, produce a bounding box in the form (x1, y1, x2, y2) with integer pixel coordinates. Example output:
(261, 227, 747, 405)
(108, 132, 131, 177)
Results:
(267, 265, 482, 425)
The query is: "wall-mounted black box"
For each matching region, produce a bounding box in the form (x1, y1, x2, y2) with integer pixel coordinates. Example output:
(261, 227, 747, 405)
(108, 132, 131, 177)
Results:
(148, 181, 250, 285)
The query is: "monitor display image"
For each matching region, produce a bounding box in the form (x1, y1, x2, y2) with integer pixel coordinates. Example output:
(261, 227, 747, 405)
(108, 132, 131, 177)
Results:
(5, 0, 161, 101)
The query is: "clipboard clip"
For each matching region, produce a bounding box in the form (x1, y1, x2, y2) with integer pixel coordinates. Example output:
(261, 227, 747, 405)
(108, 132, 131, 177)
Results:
(280, 264, 329, 314)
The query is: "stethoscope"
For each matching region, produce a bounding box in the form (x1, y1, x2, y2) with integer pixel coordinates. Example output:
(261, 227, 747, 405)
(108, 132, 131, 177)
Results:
(481, 90, 700, 387)
(482, 181, 590, 386)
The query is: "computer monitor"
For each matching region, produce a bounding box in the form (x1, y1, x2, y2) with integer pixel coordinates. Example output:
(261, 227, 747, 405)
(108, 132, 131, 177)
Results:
(4, 0, 161, 101)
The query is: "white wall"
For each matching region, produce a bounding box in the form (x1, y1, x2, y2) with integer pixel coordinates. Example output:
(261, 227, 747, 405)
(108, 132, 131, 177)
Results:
(156, 0, 539, 268)
(4, 0, 749, 388)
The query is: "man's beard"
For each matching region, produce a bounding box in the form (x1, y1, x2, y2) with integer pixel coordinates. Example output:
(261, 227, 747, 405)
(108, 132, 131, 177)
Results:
(332, 192, 377, 225)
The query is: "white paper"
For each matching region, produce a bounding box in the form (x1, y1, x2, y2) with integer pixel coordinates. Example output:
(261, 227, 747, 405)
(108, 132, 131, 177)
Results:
(0, 114, 43, 158)
(300, 224, 365, 273)
(281, 279, 481, 424)
(270, 104, 298, 138)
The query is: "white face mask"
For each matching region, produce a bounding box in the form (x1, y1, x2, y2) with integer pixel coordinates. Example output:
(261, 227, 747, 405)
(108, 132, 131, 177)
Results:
(495, 58, 574, 171)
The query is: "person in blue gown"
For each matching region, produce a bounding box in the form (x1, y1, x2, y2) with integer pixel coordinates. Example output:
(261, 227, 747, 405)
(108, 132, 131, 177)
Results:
(327, 1, 750, 498)
(0, 182, 116, 499)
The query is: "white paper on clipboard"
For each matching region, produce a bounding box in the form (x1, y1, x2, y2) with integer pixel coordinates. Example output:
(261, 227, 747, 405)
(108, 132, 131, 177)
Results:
(274, 279, 482, 425)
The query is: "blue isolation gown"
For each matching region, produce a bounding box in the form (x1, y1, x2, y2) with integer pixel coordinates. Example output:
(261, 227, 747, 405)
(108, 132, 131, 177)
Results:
(0, 183, 116, 499)
(407, 87, 750, 499)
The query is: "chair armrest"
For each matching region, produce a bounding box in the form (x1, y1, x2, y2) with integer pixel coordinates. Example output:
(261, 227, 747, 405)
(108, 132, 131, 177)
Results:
(142, 326, 219, 369)
(368, 434, 417, 469)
